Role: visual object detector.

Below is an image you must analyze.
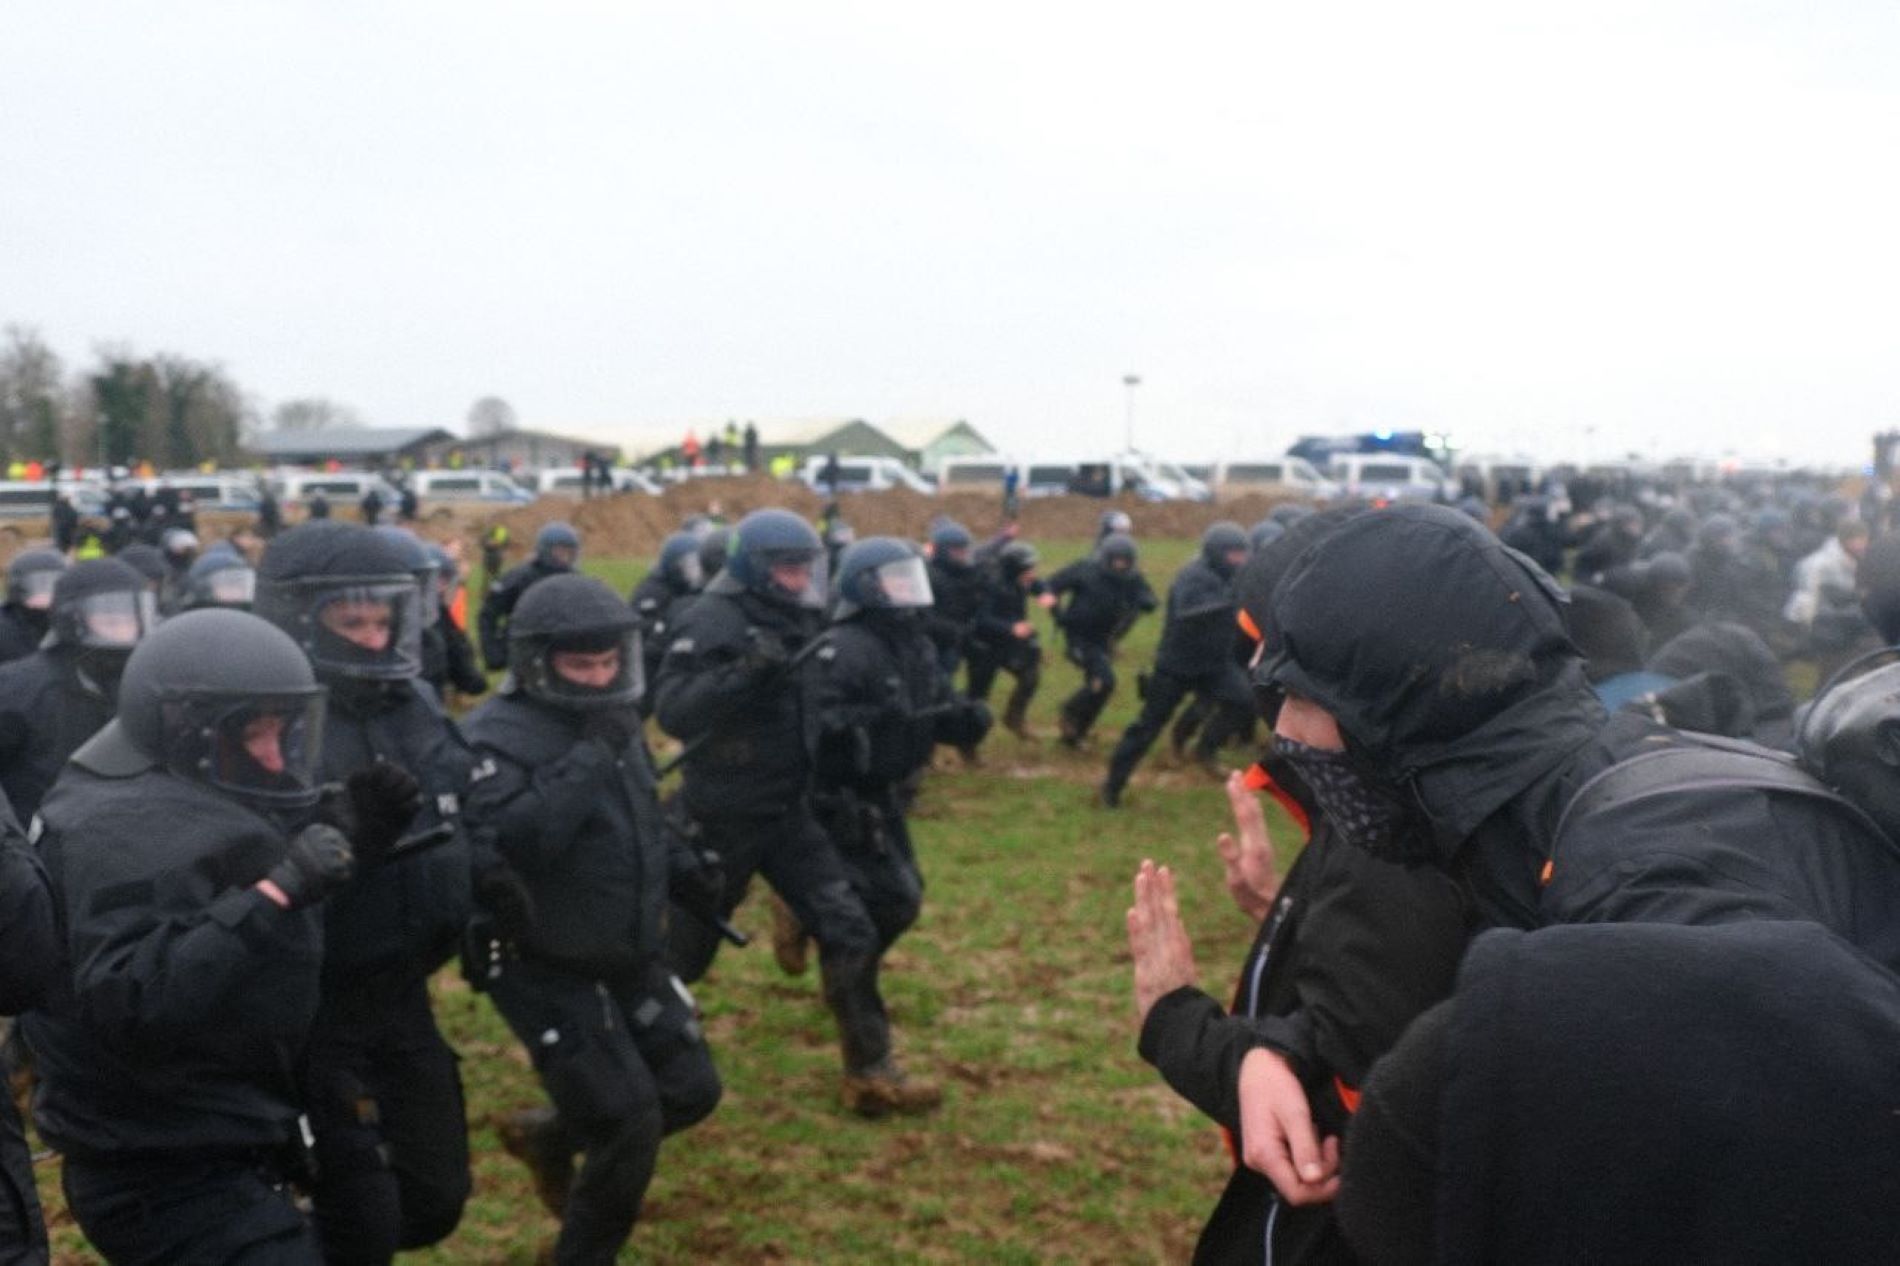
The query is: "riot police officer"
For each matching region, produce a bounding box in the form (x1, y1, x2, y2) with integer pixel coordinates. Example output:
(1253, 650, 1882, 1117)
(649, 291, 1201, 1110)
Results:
(0, 549, 64, 666)
(1100, 522, 1253, 807)
(628, 531, 705, 711)
(653, 509, 907, 1111)
(810, 538, 993, 1113)
(420, 543, 487, 699)
(0, 559, 154, 820)
(963, 541, 1052, 739)
(256, 522, 475, 1264)
(463, 574, 723, 1264)
(480, 521, 580, 671)
(922, 520, 984, 684)
(22, 609, 363, 1265)
(1044, 533, 1158, 748)
(0, 787, 55, 1266)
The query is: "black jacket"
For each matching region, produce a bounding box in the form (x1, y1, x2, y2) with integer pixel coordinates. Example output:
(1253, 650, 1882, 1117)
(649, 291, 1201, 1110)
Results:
(1139, 762, 1467, 1266)
(0, 606, 40, 667)
(966, 568, 1040, 657)
(630, 573, 696, 713)
(463, 694, 690, 977)
(315, 680, 476, 992)
(1155, 558, 1239, 677)
(421, 604, 488, 698)
(812, 613, 965, 791)
(479, 558, 568, 671)
(1045, 558, 1157, 647)
(24, 755, 323, 1157)
(922, 555, 985, 657)
(1348, 921, 1900, 1265)
(654, 587, 822, 820)
(0, 649, 116, 822)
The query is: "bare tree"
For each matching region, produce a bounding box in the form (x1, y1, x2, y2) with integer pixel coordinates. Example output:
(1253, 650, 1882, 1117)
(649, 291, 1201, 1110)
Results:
(272, 396, 362, 432)
(0, 325, 69, 462)
(467, 395, 517, 437)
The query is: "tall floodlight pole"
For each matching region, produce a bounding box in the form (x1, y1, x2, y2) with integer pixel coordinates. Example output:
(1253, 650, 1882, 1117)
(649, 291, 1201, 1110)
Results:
(1122, 374, 1141, 452)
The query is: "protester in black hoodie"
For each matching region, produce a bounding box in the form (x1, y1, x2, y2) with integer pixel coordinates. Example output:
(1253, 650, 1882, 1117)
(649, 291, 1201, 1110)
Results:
(1337, 921, 1900, 1264)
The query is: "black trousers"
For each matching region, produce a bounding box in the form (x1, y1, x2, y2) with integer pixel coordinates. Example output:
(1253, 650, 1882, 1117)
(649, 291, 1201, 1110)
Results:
(965, 641, 1040, 728)
(1105, 665, 1252, 794)
(63, 1151, 319, 1266)
(1059, 638, 1117, 740)
(489, 959, 720, 1266)
(668, 804, 890, 1072)
(301, 976, 470, 1266)
(0, 1086, 44, 1266)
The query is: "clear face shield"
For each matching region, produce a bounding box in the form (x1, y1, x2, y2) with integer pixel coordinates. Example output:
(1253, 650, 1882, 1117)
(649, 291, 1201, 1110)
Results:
(197, 566, 258, 609)
(16, 570, 58, 611)
(413, 564, 441, 629)
(165, 690, 328, 810)
(675, 551, 705, 592)
(524, 628, 645, 711)
(764, 549, 828, 610)
(870, 555, 934, 609)
(61, 589, 158, 650)
(303, 579, 424, 680)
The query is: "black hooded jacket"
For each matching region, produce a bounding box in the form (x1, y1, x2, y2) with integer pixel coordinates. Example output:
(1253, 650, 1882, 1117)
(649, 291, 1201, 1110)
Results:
(1341, 921, 1900, 1265)
(1263, 505, 1900, 964)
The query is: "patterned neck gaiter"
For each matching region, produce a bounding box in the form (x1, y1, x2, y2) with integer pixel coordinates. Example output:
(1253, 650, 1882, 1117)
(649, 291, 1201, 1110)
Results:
(1270, 737, 1433, 863)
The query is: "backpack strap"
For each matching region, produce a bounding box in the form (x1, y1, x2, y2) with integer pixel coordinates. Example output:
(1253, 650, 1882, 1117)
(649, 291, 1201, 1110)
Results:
(1547, 736, 1898, 884)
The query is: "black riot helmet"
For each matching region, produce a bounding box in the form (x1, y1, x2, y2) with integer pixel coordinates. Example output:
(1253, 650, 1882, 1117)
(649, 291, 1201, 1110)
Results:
(698, 528, 731, 583)
(115, 543, 168, 591)
(1798, 656, 1900, 846)
(183, 549, 258, 611)
(1098, 509, 1134, 540)
(707, 508, 826, 609)
(929, 520, 973, 567)
(534, 521, 582, 570)
(657, 531, 706, 594)
(508, 573, 643, 711)
(256, 521, 424, 681)
(372, 525, 442, 628)
(47, 559, 156, 683)
(1097, 533, 1138, 571)
(998, 541, 1039, 583)
(6, 548, 65, 613)
(1201, 521, 1250, 577)
(1249, 519, 1287, 552)
(833, 537, 934, 622)
(112, 608, 327, 811)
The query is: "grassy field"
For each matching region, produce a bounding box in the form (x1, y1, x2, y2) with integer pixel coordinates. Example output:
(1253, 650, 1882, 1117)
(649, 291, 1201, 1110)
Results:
(39, 535, 1307, 1264)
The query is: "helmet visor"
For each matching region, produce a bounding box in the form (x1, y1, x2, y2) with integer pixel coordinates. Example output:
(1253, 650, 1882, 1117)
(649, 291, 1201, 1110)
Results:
(202, 567, 257, 608)
(867, 556, 933, 609)
(17, 570, 58, 611)
(675, 551, 705, 591)
(765, 550, 828, 610)
(171, 690, 327, 809)
(526, 628, 645, 710)
(306, 580, 424, 680)
(66, 590, 158, 649)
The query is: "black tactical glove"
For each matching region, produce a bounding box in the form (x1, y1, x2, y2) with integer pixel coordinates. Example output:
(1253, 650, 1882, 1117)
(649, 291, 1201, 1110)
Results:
(741, 627, 792, 676)
(671, 847, 726, 924)
(581, 707, 639, 753)
(474, 864, 537, 942)
(267, 824, 355, 908)
(319, 764, 424, 868)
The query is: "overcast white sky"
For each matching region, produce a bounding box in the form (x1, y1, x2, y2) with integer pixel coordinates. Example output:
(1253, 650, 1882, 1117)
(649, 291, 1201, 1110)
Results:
(5, 1, 1897, 466)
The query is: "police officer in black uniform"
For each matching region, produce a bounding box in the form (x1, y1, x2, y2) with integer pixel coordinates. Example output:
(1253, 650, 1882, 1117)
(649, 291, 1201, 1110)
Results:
(463, 574, 723, 1264)
(23, 609, 365, 1265)
(1100, 522, 1253, 807)
(255, 522, 475, 1265)
(654, 509, 912, 1111)
(480, 521, 580, 671)
(419, 544, 487, 699)
(0, 559, 153, 821)
(1045, 532, 1158, 748)
(628, 531, 705, 711)
(922, 520, 984, 684)
(809, 538, 994, 1113)
(0, 550, 64, 666)
(963, 541, 1052, 739)
(0, 787, 55, 1266)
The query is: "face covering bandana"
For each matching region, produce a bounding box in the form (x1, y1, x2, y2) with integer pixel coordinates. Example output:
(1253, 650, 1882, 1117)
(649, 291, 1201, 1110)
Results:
(1271, 737, 1436, 864)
